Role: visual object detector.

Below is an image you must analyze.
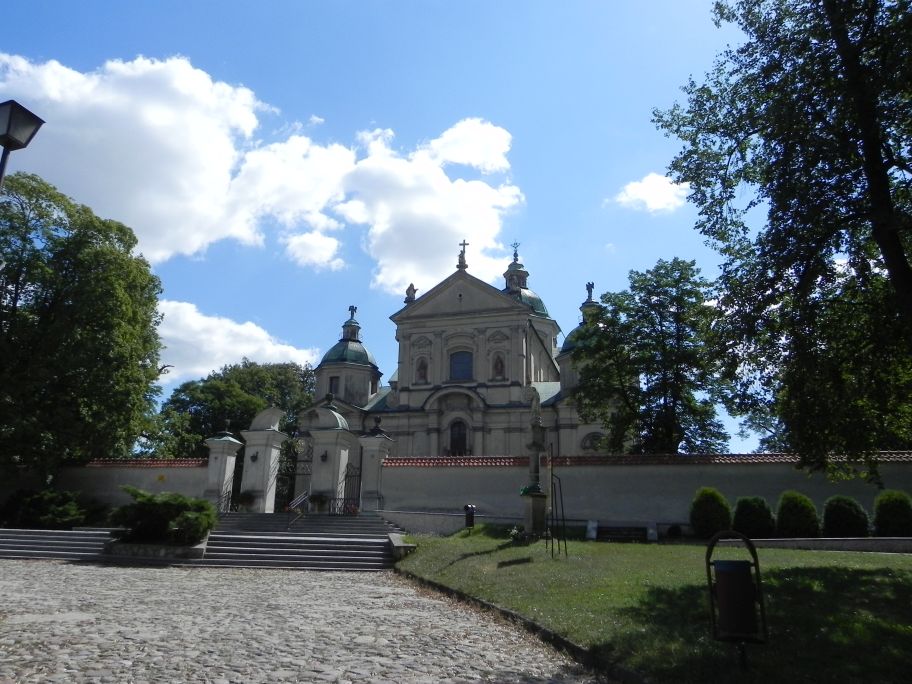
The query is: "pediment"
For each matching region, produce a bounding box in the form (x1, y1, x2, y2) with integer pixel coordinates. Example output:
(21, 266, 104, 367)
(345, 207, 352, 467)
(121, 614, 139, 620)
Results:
(391, 270, 526, 322)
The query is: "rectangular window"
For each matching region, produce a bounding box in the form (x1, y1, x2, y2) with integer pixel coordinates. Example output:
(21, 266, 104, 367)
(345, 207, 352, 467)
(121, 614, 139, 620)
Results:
(449, 351, 473, 381)
(329, 376, 340, 395)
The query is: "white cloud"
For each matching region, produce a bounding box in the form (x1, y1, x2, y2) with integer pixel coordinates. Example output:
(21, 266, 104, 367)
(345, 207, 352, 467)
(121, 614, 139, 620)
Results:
(308, 114, 325, 126)
(157, 300, 319, 385)
(417, 117, 512, 173)
(283, 231, 345, 271)
(339, 120, 523, 294)
(1, 55, 523, 291)
(0, 54, 265, 262)
(614, 172, 689, 213)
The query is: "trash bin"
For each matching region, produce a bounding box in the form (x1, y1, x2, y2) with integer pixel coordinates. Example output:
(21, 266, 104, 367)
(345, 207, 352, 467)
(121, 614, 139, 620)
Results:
(463, 504, 476, 528)
(712, 559, 758, 640)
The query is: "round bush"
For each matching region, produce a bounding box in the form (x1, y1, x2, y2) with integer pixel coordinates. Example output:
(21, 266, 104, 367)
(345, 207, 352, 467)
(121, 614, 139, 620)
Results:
(0, 489, 87, 529)
(873, 490, 912, 537)
(822, 496, 869, 537)
(111, 486, 217, 545)
(689, 487, 732, 539)
(732, 496, 775, 539)
(776, 490, 819, 538)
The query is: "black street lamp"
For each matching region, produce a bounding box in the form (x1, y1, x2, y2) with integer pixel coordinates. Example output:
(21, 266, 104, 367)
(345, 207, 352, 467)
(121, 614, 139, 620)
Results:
(0, 100, 45, 190)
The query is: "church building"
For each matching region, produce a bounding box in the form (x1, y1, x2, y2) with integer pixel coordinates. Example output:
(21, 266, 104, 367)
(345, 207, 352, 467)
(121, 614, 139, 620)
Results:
(312, 244, 607, 458)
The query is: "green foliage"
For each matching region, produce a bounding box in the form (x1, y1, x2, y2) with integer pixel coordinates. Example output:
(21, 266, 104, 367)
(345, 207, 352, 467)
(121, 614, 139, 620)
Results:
(0, 488, 87, 529)
(143, 359, 314, 458)
(654, 0, 912, 472)
(776, 491, 820, 538)
(110, 485, 216, 545)
(0, 173, 162, 478)
(873, 489, 912, 537)
(574, 258, 728, 454)
(689, 487, 732, 539)
(822, 495, 870, 538)
(732, 496, 776, 539)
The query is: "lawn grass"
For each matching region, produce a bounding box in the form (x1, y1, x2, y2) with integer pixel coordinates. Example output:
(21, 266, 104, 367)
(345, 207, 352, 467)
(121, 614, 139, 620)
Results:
(397, 525, 912, 683)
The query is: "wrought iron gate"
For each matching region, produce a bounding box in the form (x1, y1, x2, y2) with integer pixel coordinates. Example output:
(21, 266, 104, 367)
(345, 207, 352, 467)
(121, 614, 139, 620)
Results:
(329, 462, 361, 515)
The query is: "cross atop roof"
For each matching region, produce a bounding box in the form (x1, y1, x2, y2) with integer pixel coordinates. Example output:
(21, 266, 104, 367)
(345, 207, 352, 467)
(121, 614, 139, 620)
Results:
(457, 240, 469, 270)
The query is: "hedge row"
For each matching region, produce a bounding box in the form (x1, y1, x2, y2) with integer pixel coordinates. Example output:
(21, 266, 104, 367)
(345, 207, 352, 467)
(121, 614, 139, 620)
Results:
(689, 487, 912, 539)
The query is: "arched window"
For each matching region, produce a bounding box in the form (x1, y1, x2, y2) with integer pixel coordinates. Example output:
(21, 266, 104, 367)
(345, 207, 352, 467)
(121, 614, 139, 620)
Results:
(492, 354, 505, 380)
(450, 420, 468, 456)
(449, 351, 473, 381)
(416, 357, 428, 384)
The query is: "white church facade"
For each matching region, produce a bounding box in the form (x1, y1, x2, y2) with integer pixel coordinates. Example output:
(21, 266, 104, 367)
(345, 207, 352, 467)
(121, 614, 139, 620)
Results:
(311, 244, 606, 459)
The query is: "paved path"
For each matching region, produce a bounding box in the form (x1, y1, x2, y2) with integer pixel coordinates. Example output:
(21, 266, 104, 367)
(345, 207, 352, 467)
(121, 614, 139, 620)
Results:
(0, 560, 603, 683)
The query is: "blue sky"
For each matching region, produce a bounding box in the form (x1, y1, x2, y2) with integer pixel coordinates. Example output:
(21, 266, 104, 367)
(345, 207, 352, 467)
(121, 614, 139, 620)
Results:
(1, 2, 756, 449)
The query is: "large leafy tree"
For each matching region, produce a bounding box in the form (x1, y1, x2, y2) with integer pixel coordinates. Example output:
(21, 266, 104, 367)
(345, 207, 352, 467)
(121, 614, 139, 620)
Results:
(574, 258, 728, 454)
(654, 0, 912, 473)
(0, 173, 162, 478)
(145, 359, 315, 459)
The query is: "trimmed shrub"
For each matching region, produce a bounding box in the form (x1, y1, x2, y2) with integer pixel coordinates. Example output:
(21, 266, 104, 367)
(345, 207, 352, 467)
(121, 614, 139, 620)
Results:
(873, 490, 912, 537)
(111, 486, 217, 545)
(822, 496, 869, 537)
(732, 496, 776, 539)
(689, 487, 732, 539)
(0, 489, 87, 529)
(776, 490, 819, 538)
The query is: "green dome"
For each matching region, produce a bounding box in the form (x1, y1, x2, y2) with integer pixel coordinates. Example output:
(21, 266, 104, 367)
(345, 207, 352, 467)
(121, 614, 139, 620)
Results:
(320, 339, 378, 367)
(504, 287, 549, 316)
(560, 325, 583, 354)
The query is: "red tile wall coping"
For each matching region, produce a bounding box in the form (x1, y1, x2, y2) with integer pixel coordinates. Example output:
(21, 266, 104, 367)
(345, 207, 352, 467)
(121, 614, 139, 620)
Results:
(84, 459, 208, 468)
(382, 452, 912, 468)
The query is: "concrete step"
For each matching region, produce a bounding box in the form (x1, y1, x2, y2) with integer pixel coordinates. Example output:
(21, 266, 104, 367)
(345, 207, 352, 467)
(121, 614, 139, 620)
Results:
(0, 528, 111, 561)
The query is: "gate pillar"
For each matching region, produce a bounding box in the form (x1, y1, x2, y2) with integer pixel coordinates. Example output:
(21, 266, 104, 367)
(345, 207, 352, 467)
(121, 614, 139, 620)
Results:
(203, 431, 243, 512)
(240, 407, 287, 513)
(297, 401, 359, 512)
(359, 417, 393, 511)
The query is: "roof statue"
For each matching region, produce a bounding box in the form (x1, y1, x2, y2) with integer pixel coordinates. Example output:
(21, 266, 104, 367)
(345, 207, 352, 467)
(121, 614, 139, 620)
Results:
(404, 283, 418, 303)
(457, 239, 469, 270)
(586, 281, 594, 301)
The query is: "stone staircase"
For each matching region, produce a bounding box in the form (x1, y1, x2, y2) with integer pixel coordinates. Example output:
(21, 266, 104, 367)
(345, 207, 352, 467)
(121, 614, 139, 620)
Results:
(0, 513, 398, 571)
(0, 528, 112, 561)
(202, 512, 396, 571)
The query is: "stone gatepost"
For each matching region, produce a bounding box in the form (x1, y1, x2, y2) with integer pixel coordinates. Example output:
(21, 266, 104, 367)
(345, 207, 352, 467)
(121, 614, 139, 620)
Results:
(239, 407, 287, 513)
(297, 401, 359, 512)
(203, 431, 243, 512)
(359, 417, 393, 511)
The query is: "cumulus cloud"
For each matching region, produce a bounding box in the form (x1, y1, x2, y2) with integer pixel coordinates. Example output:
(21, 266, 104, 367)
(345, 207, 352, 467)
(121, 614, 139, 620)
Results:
(157, 300, 320, 385)
(283, 230, 345, 270)
(0, 54, 264, 262)
(614, 172, 689, 213)
(1, 54, 522, 288)
(339, 124, 523, 293)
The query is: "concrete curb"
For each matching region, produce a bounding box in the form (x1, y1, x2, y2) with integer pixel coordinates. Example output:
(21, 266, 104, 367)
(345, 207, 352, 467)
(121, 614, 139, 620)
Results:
(394, 566, 646, 684)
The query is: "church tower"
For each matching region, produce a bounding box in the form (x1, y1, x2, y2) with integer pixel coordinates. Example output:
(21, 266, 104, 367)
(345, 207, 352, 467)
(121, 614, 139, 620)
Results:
(314, 306, 381, 408)
(557, 282, 602, 392)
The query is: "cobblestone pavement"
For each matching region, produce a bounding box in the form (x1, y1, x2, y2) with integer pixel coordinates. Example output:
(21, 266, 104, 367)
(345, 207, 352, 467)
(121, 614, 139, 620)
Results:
(0, 560, 605, 683)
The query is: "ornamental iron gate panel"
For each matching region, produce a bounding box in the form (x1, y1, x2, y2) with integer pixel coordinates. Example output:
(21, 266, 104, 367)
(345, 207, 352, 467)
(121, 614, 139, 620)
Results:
(329, 462, 361, 515)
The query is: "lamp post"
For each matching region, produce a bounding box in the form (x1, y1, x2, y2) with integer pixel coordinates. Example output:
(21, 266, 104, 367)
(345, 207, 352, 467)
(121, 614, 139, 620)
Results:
(0, 100, 45, 190)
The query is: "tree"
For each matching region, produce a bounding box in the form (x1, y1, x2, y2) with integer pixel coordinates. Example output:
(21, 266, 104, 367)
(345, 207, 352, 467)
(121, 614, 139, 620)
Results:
(654, 0, 912, 472)
(144, 359, 315, 458)
(0, 173, 162, 478)
(573, 258, 728, 454)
